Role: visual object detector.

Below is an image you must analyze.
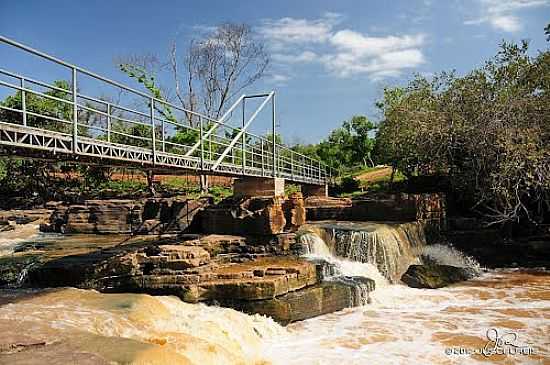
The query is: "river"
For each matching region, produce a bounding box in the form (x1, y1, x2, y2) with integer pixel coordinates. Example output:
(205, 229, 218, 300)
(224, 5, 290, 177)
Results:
(0, 227, 548, 364)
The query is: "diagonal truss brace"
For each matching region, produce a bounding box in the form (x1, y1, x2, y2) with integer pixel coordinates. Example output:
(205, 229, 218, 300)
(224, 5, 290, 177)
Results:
(183, 94, 246, 157)
(211, 91, 274, 171)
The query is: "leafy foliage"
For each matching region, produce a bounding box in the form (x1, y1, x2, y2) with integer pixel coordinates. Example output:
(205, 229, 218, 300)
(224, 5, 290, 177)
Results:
(292, 116, 376, 173)
(374, 41, 550, 226)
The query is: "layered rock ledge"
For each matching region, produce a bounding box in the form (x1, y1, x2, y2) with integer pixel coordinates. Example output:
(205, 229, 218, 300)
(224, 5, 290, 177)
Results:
(3, 232, 373, 324)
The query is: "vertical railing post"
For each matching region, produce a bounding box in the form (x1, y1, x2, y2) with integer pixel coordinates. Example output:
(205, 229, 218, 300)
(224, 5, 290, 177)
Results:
(242, 98, 246, 174)
(161, 119, 165, 153)
(209, 133, 212, 161)
(150, 97, 156, 165)
(106, 103, 111, 143)
(290, 151, 294, 180)
(72, 67, 78, 153)
(271, 93, 276, 177)
(261, 139, 265, 176)
(318, 160, 321, 183)
(199, 117, 204, 170)
(20, 78, 27, 126)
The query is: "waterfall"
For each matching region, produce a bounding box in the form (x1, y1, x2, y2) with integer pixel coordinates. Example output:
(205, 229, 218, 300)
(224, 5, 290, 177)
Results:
(299, 232, 388, 291)
(16, 261, 36, 287)
(306, 222, 426, 282)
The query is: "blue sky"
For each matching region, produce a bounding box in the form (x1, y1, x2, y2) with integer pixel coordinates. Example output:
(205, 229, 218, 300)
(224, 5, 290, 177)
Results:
(1, 0, 549, 143)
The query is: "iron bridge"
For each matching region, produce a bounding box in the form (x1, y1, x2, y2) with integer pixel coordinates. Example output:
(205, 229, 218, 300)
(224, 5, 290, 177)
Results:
(0, 36, 331, 186)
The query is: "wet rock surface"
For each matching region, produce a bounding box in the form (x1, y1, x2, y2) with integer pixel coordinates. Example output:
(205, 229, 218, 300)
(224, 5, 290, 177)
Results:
(401, 264, 477, 289)
(1, 231, 371, 323)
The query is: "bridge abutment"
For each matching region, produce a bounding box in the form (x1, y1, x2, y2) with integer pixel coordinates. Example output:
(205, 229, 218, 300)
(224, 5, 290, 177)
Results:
(233, 177, 285, 197)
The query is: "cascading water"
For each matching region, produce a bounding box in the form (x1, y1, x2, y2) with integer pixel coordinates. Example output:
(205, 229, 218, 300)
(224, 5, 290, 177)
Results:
(300, 221, 427, 283)
(300, 232, 388, 285)
(299, 231, 388, 305)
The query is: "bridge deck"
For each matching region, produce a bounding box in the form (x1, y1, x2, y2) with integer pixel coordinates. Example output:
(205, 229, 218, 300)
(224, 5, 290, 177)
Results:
(0, 121, 326, 184)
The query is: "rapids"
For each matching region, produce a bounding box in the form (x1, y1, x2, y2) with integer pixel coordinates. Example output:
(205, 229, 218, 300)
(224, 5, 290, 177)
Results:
(0, 288, 284, 364)
(0, 224, 548, 364)
(263, 269, 550, 365)
(0, 223, 40, 256)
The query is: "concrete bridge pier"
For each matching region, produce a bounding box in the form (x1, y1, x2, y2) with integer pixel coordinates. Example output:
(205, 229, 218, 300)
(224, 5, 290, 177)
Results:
(233, 177, 328, 198)
(233, 177, 285, 197)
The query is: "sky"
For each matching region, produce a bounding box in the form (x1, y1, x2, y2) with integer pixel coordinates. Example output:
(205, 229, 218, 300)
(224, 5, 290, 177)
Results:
(1, 0, 549, 144)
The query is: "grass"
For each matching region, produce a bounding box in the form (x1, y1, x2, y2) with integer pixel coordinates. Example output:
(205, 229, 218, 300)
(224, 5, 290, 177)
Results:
(99, 180, 147, 193)
(337, 167, 407, 198)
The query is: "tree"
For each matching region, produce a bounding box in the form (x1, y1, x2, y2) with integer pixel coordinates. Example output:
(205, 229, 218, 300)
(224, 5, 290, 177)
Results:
(119, 22, 269, 192)
(170, 23, 269, 122)
(348, 116, 376, 167)
(1, 80, 73, 133)
(373, 41, 550, 229)
(315, 116, 376, 171)
(0, 80, 92, 204)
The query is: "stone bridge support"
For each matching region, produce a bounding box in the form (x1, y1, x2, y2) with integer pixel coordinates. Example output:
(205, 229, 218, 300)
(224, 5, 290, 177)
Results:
(233, 177, 285, 197)
(233, 177, 328, 198)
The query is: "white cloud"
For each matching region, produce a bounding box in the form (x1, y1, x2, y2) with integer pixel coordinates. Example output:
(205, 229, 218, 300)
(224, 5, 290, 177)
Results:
(272, 51, 318, 64)
(321, 48, 425, 78)
(330, 30, 425, 57)
(259, 14, 427, 80)
(465, 0, 550, 32)
(267, 73, 291, 86)
(489, 15, 522, 32)
(258, 13, 341, 44)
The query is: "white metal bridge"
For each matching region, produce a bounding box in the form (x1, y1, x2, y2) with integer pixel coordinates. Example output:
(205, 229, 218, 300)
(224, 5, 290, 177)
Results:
(0, 36, 331, 186)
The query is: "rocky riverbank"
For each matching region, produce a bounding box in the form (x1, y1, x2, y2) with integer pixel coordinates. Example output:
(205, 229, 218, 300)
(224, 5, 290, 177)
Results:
(7, 190, 546, 326)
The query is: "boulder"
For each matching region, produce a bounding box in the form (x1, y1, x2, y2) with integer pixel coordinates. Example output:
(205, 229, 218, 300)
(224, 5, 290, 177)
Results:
(282, 193, 306, 232)
(200, 196, 287, 235)
(401, 264, 477, 289)
(224, 277, 375, 325)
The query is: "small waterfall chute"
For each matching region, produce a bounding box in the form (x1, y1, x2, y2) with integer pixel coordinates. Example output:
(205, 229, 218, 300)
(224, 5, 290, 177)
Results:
(323, 222, 426, 282)
(298, 232, 388, 303)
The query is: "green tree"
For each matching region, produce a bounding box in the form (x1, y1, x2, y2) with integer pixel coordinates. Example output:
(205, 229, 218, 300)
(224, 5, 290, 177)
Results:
(316, 115, 375, 171)
(0, 80, 83, 135)
(373, 41, 550, 228)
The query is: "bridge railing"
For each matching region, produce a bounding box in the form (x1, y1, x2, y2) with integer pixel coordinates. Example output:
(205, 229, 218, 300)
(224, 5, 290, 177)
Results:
(0, 35, 332, 184)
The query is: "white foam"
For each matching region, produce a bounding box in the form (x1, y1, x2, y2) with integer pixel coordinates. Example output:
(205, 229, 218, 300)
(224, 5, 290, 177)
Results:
(263, 270, 550, 365)
(300, 232, 388, 287)
(0, 224, 40, 256)
(420, 243, 481, 272)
